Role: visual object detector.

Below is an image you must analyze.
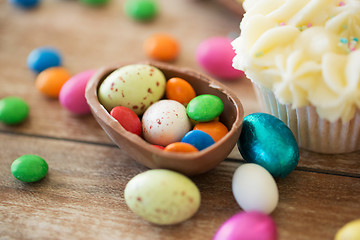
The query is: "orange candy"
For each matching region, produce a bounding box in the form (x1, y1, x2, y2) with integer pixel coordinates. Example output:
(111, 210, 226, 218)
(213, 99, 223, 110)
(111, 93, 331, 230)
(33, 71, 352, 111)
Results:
(143, 33, 179, 61)
(193, 121, 229, 142)
(164, 142, 199, 153)
(166, 77, 196, 105)
(35, 67, 71, 97)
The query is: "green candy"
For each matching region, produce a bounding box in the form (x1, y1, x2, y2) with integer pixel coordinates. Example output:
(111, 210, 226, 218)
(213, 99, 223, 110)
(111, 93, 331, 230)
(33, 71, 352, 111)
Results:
(124, 0, 157, 21)
(0, 97, 29, 125)
(11, 155, 48, 183)
(79, 0, 109, 6)
(186, 94, 224, 122)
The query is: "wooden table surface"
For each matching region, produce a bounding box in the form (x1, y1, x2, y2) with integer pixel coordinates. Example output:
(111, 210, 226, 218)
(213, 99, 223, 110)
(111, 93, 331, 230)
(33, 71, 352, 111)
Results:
(0, 1, 359, 239)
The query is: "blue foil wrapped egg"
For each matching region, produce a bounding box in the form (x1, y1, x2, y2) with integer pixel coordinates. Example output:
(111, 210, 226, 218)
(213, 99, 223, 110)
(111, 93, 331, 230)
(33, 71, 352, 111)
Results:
(238, 113, 299, 178)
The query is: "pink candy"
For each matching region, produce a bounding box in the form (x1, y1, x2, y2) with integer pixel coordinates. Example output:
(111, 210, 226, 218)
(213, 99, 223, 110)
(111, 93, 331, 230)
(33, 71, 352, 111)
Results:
(59, 69, 96, 114)
(196, 36, 244, 80)
(213, 211, 277, 240)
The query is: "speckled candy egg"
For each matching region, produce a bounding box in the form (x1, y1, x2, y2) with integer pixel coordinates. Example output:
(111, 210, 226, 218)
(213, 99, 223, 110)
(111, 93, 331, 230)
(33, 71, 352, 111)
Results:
(335, 219, 360, 240)
(213, 211, 277, 240)
(124, 169, 201, 225)
(238, 113, 299, 178)
(142, 100, 192, 146)
(98, 64, 166, 115)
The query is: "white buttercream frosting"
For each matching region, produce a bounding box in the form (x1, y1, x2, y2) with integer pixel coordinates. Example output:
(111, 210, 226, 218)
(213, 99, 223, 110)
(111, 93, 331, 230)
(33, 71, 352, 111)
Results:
(232, 0, 360, 122)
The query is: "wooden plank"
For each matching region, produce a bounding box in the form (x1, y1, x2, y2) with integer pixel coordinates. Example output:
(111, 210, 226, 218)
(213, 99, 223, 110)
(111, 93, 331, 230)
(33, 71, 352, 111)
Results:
(0, 134, 359, 239)
(229, 148, 360, 178)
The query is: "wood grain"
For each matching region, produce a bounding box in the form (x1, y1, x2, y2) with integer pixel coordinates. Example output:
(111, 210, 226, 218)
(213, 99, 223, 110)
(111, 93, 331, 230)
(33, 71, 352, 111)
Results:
(1, 134, 359, 240)
(1, 0, 360, 239)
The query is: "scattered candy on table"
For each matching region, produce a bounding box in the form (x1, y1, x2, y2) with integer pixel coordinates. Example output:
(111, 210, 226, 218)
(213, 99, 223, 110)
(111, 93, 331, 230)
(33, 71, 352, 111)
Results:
(335, 218, 360, 240)
(193, 120, 228, 142)
(124, 169, 201, 225)
(238, 112, 300, 178)
(110, 106, 142, 136)
(98, 64, 166, 115)
(163, 142, 199, 153)
(27, 47, 62, 73)
(59, 69, 96, 115)
(124, 0, 158, 21)
(79, 0, 110, 6)
(232, 163, 279, 214)
(181, 130, 215, 151)
(196, 36, 244, 80)
(0, 96, 30, 125)
(186, 94, 224, 122)
(143, 33, 180, 61)
(35, 67, 72, 98)
(11, 154, 48, 183)
(142, 100, 191, 146)
(213, 211, 277, 240)
(8, 0, 40, 9)
(165, 77, 196, 105)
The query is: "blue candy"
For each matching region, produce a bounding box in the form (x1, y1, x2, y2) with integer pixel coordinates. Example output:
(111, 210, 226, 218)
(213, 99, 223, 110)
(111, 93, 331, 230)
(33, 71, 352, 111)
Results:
(237, 113, 299, 178)
(181, 130, 215, 151)
(27, 47, 62, 73)
(9, 0, 40, 9)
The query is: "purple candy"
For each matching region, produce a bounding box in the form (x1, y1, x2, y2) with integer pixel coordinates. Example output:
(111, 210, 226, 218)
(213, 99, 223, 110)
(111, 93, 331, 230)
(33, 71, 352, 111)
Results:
(196, 36, 244, 80)
(213, 211, 277, 240)
(59, 69, 96, 115)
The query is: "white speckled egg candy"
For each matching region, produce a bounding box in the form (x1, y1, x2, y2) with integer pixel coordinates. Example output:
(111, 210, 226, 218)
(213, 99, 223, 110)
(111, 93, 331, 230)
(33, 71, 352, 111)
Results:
(124, 169, 201, 225)
(98, 64, 166, 115)
(232, 163, 279, 214)
(142, 99, 191, 146)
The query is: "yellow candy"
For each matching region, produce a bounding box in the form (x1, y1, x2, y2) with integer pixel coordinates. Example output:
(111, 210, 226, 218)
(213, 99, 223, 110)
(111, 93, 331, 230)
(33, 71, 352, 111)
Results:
(124, 169, 201, 225)
(335, 219, 360, 240)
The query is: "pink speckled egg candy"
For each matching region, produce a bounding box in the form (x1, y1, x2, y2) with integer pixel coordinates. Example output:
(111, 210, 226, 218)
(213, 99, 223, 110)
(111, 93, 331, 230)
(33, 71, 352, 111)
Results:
(142, 99, 192, 146)
(59, 69, 96, 114)
(98, 64, 166, 115)
(196, 37, 244, 80)
(213, 211, 277, 240)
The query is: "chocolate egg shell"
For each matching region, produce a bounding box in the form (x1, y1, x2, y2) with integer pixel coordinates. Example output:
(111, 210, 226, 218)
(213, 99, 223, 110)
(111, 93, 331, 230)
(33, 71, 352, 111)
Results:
(85, 61, 244, 175)
(237, 113, 299, 178)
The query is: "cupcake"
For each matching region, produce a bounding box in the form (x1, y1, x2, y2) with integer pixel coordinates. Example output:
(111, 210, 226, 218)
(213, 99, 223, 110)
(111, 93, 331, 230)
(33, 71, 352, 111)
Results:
(232, 0, 360, 153)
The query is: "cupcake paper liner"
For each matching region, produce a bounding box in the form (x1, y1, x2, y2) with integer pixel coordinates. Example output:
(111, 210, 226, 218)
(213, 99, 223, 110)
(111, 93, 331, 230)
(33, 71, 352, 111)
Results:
(253, 84, 360, 154)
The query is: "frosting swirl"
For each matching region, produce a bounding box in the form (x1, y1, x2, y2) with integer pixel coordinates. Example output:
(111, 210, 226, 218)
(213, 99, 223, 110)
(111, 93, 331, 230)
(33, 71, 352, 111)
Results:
(232, 0, 360, 122)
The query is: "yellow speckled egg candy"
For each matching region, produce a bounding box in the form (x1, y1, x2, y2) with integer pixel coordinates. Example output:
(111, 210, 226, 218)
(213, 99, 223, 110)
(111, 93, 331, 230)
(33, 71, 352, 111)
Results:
(98, 64, 166, 115)
(335, 219, 360, 240)
(124, 169, 201, 225)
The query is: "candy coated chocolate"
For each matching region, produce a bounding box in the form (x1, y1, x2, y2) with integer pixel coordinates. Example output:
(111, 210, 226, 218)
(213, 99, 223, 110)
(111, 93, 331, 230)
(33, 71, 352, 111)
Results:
(232, 163, 279, 214)
(59, 69, 95, 114)
(181, 130, 215, 151)
(213, 211, 277, 240)
(27, 47, 62, 73)
(0, 97, 29, 125)
(124, 0, 157, 21)
(11, 155, 48, 182)
(186, 94, 224, 122)
(196, 37, 244, 80)
(79, 0, 109, 6)
(110, 106, 142, 136)
(9, 0, 39, 9)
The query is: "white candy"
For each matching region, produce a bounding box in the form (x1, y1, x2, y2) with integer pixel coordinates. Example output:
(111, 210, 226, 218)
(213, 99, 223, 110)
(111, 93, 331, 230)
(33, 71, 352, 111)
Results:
(232, 163, 279, 214)
(142, 100, 191, 146)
